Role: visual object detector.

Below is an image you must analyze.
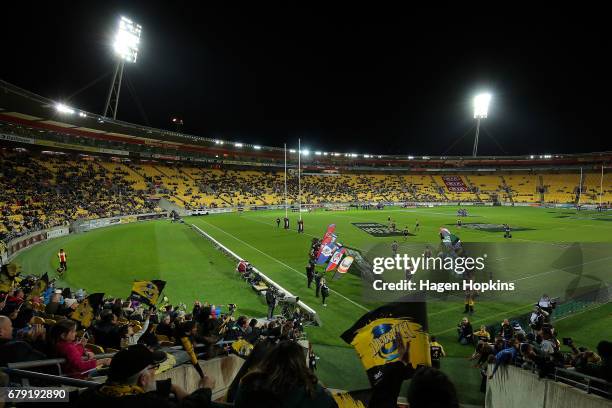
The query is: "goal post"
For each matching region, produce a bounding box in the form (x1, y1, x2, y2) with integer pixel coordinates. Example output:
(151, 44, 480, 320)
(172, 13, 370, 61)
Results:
(580, 165, 611, 209)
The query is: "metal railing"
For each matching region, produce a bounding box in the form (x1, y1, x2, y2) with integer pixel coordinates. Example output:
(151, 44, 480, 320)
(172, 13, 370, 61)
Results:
(554, 367, 611, 399)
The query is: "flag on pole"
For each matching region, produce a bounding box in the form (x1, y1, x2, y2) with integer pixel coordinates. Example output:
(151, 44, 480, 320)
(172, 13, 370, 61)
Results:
(340, 301, 430, 387)
(0, 263, 19, 293)
(326, 248, 346, 272)
(27, 273, 49, 300)
(70, 293, 105, 328)
(316, 242, 337, 265)
(131, 280, 166, 306)
(316, 224, 336, 258)
(337, 256, 354, 274)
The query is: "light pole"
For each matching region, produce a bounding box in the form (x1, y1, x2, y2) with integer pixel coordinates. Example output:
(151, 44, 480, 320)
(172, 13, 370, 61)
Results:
(472, 93, 491, 157)
(103, 16, 142, 119)
(172, 117, 184, 132)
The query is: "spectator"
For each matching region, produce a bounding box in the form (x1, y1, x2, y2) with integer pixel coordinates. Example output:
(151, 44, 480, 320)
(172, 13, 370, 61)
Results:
(47, 319, 110, 377)
(512, 321, 526, 338)
(369, 333, 414, 408)
(235, 341, 336, 408)
(499, 319, 513, 342)
(156, 314, 174, 339)
(576, 340, 612, 382)
(0, 315, 46, 366)
(91, 309, 128, 350)
(489, 339, 520, 379)
(473, 325, 491, 343)
(406, 367, 459, 408)
(77, 344, 214, 408)
(227, 340, 274, 403)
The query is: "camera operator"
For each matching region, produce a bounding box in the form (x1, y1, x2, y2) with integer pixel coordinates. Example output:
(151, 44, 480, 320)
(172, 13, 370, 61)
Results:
(457, 317, 474, 345)
(537, 294, 555, 318)
(529, 305, 549, 334)
(265, 288, 277, 320)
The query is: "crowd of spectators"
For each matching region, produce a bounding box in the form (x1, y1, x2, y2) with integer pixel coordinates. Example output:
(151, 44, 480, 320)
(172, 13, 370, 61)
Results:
(459, 295, 611, 395)
(0, 150, 160, 242)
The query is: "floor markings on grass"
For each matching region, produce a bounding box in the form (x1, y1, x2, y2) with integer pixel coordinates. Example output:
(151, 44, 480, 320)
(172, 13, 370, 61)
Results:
(195, 220, 370, 312)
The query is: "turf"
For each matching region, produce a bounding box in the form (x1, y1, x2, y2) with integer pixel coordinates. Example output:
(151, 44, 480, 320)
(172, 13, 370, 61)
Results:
(13, 206, 612, 405)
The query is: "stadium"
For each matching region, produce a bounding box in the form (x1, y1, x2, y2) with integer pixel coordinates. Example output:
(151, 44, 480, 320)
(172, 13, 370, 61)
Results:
(1, 6, 611, 408)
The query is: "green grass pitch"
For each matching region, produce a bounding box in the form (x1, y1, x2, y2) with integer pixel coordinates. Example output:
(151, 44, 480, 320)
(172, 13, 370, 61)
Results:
(14, 206, 612, 405)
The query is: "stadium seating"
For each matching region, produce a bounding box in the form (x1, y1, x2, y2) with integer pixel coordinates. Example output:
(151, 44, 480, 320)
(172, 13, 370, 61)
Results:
(541, 173, 579, 204)
(3, 149, 611, 241)
(505, 174, 539, 203)
(0, 151, 160, 239)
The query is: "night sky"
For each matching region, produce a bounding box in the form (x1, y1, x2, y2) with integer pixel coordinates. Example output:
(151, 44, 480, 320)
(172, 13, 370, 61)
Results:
(2, 3, 610, 156)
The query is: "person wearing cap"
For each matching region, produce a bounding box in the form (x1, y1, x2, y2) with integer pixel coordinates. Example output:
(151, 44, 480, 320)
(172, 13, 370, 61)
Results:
(77, 344, 215, 408)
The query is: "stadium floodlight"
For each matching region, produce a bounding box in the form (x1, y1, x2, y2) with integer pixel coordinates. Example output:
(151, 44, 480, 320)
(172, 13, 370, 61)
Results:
(301, 149, 310, 156)
(364, 154, 370, 158)
(113, 17, 142, 63)
(55, 103, 75, 114)
(473, 93, 491, 119)
(253, 145, 261, 150)
(472, 92, 491, 157)
(289, 149, 296, 153)
(315, 151, 322, 155)
(103, 16, 142, 120)
(78, 112, 87, 118)
(234, 143, 243, 148)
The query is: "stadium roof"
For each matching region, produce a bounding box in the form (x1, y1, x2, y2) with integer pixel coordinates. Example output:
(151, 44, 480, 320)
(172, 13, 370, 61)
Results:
(1, 79, 611, 168)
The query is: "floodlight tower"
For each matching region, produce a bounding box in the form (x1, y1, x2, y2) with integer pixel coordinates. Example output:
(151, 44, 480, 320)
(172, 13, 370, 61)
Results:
(103, 16, 142, 119)
(472, 93, 491, 157)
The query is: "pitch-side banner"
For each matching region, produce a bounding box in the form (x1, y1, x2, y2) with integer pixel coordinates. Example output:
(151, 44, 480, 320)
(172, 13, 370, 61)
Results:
(340, 301, 430, 387)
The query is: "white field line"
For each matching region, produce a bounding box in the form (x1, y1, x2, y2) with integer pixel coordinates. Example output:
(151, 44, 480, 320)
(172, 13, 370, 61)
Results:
(196, 219, 370, 312)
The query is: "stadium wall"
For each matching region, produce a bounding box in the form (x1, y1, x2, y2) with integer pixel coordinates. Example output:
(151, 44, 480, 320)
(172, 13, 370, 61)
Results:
(156, 354, 244, 402)
(486, 365, 611, 408)
(2, 212, 167, 264)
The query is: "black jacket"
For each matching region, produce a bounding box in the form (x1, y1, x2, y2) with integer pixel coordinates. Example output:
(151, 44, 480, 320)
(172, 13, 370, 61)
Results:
(234, 376, 337, 408)
(265, 290, 276, 307)
(76, 384, 212, 408)
(91, 322, 125, 350)
(0, 338, 46, 366)
(368, 361, 414, 408)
